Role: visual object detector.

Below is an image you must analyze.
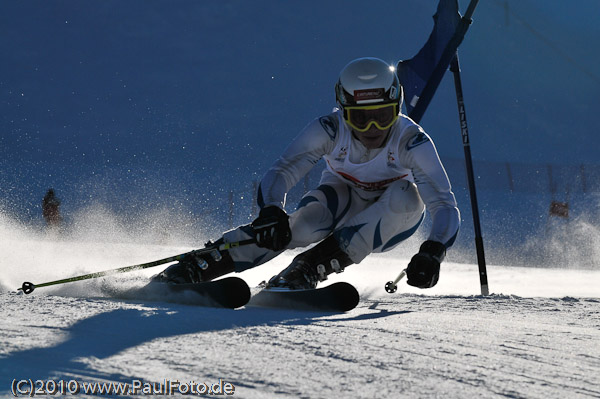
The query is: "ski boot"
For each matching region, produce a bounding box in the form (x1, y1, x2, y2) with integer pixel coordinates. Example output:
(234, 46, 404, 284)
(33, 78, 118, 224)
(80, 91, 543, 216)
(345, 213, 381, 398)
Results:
(152, 239, 235, 284)
(267, 235, 353, 290)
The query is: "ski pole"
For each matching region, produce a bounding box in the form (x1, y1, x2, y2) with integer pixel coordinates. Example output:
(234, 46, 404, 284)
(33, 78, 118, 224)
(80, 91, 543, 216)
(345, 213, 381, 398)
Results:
(385, 268, 407, 293)
(18, 239, 256, 294)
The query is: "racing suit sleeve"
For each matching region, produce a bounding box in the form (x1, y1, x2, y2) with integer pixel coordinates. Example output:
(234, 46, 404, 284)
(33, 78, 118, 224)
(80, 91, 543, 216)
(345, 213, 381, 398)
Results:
(258, 115, 338, 209)
(400, 129, 460, 248)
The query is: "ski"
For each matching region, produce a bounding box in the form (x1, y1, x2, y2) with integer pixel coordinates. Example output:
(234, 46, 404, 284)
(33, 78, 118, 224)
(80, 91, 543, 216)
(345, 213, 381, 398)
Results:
(112, 277, 251, 309)
(248, 282, 359, 312)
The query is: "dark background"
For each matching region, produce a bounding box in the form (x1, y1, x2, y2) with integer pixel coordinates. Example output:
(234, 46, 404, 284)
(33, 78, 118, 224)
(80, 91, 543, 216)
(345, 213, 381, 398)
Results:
(2, 0, 599, 267)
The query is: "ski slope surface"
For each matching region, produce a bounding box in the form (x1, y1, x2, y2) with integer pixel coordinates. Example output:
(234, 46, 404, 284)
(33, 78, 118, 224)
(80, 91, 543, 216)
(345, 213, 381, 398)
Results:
(1, 219, 598, 398)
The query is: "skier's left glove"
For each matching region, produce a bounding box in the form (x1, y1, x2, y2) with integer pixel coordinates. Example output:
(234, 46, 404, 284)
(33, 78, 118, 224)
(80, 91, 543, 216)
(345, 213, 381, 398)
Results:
(406, 240, 446, 288)
(251, 206, 292, 251)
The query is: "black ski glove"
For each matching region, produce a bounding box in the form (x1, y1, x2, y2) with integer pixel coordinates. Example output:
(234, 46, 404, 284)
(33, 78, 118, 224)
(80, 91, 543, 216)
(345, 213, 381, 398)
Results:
(251, 206, 292, 251)
(406, 240, 446, 288)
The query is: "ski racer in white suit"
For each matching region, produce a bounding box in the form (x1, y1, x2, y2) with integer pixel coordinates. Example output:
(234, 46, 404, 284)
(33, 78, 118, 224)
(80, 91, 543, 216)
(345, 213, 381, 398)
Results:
(154, 57, 460, 290)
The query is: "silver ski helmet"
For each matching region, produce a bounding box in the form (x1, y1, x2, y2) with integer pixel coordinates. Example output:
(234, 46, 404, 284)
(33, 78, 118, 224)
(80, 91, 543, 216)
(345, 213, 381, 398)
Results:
(335, 57, 403, 132)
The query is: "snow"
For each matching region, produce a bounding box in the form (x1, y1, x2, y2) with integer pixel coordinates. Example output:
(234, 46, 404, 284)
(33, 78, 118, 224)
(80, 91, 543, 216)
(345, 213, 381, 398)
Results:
(1, 217, 599, 398)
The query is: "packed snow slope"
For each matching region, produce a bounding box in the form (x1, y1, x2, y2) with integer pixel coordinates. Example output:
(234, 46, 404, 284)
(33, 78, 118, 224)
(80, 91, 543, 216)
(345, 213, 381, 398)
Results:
(0, 214, 599, 398)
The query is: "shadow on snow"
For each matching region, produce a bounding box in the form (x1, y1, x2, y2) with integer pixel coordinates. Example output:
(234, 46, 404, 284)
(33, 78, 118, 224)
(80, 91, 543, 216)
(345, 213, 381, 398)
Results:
(1, 299, 409, 388)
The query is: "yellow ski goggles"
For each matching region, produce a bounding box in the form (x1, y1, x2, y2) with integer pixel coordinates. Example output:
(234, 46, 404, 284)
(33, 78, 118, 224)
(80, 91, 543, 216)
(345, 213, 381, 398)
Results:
(343, 102, 399, 132)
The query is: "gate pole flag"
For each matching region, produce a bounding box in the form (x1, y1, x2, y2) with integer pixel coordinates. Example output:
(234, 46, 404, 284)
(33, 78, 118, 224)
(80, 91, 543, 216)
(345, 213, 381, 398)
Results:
(396, 0, 489, 295)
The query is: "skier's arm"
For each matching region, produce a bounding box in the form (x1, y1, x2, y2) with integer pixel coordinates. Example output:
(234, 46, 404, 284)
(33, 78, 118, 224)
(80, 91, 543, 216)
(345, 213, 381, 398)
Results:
(258, 115, 337, 209)
(399, 129, 460, 288)
(401, 130, 460, 248)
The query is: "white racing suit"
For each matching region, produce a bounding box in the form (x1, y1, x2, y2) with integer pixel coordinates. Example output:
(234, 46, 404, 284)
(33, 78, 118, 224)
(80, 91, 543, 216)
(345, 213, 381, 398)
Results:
(223, 109, 460, 271)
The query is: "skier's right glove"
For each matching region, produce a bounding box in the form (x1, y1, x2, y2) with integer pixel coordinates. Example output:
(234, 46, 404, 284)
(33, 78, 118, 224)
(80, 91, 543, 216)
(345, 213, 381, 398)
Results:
(251, 206, 292, 251)
(406, 240, 446, 288)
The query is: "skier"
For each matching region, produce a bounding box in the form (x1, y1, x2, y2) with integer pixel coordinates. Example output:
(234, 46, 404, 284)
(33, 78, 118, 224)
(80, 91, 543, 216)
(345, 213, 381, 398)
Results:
(155, 57, 460, 290)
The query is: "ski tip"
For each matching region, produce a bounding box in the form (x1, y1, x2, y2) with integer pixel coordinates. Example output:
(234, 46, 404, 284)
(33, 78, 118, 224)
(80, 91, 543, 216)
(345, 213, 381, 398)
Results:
(219, 277, 251, 308)
(332, 282, 359, 311)
(178, 276, 251, 309)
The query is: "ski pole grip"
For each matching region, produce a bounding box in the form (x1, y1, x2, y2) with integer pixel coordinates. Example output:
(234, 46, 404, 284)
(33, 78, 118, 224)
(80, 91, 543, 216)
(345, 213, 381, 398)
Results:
(21, 282, 36, 294)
